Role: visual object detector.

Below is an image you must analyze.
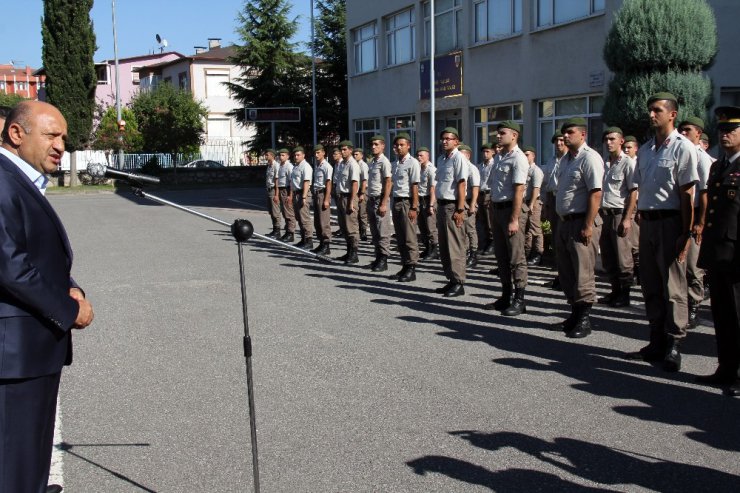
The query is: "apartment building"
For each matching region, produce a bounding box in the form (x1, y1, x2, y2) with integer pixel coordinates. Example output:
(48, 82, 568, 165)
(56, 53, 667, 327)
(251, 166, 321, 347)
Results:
(0, 65, 45, 100)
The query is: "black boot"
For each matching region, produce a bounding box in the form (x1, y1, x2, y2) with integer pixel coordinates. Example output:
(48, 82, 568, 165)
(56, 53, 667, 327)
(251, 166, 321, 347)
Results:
(397, 265, 416, 282)
(465, 250, 478, 268)
(332, 228, 343, 237)
(552, 306, 577, 332)
(314, 242, 330, 255)
(344, 246, 359, 264)
(483, 243, 495, 256)
(599, 281, 620, 305)
(633, 264, 640, 286)
(372, 255, 388, 272)
(623, 325, 667, 361)
(503, 287, 526, 316)
(687, 301, 699, 329)
(565, 303, 592, 338)
(484, 285, 512, 311)
(391, 265, 409, 280)
(427, 243, 440, 261)
(443, 281, 465, 297)
(280, 231, 294, 242)
(266, 228, 280, 238)
(295, 236, 306, 249)
(420, 240, 431, 260)
(527, 253, 542, 266)
(610, 281, 632, 307)
(435, 280, 455, 294)
(301, 238, 313, 250)
(548, 276, 561, 290)
(663, 336, 682, 372)
(337, 242, 350, 261)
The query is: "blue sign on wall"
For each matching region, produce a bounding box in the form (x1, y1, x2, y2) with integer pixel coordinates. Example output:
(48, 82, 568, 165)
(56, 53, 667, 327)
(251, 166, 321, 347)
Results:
(420, 52, 463, 100)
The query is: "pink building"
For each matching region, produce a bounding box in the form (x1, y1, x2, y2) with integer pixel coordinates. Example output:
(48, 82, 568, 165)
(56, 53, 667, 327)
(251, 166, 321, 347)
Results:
(94, 52, 184, 108)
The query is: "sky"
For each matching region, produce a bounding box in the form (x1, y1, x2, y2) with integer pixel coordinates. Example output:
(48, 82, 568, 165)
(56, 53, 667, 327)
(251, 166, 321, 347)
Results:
(1, 0, 314, 68)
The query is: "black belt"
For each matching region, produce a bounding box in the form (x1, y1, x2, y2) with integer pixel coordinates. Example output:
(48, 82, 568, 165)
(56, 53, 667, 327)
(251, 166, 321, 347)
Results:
(369, 195, 381, 199)
(395, 197, 410, 202)
(599, 208, 623, 217)
(341, 193, 351, 197)
(278, 186, 287, 190)
(560, 213, 587, 222)
(481, 190, 491, 195)
(438, 199, 456, 205)
(492, 201, 513, 210)
(267, 187, 274, 191)
(639, 209, 680, 220)
(314, 188, 326, 193)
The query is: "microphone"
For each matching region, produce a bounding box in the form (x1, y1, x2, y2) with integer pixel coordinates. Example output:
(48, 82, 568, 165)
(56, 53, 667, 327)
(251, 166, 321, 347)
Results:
(87, 163, 160, 185)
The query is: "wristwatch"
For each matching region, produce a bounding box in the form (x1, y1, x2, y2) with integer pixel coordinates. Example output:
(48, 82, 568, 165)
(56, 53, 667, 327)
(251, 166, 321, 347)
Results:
(456, 208, 464, 214)
(410, 207, 417, 211)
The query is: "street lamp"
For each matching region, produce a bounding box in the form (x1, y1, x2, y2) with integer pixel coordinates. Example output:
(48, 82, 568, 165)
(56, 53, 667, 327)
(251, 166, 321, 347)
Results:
(310, 0, 318, 151)
(112, 0, 124, 169)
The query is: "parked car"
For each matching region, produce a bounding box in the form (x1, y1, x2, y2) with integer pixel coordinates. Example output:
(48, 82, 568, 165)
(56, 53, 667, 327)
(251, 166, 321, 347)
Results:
(181, 159, 224, 168)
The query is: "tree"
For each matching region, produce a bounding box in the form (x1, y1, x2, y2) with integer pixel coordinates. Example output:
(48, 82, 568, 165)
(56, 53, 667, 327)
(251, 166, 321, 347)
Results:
(42, 0, 97, 186)
(602, 0, 717, 141)
(227, 0, 312, 150)
(92, 106, 144, 153)
(130, 82, 208, 159)
(312, 0, 348, 144)
(0, 93, 28, 108)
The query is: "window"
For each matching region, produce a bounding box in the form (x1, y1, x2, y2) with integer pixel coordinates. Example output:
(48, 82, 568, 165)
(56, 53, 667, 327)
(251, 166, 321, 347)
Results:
(95, 65, 109, 85)
(353, 22, 378, 74)
(0, 81, 5, 91)
(178, 71, 189, 91)
(474, 103, 523, 159)
(720, 87, 740, 107)
(388, 115, 416, 152)
(353, 118, 380, 152)
(537, 94, 603, 164)
(205, 70, 229, 98)
(474, 0, 522, 42)
(536, 0, 605, 28)
(424, 0, 463, 56)
(386, 8, 416, 66)
(132, 66, 141, 84)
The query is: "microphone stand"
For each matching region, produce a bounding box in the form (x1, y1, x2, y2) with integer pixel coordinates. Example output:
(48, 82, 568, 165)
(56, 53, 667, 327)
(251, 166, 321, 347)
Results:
(128, 187, 334, 493)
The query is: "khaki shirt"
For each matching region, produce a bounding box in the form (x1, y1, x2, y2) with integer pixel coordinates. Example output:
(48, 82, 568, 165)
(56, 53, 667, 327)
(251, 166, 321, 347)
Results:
(601, 152, 636, 209)
(466, 159, 481, 200)
(335, 156, 360, 194)
(488, 145, 529, 203)
(359, 160, 369, 184)
(634, 129, 699, 211)
(419, 163, 436, 197)
(277, 161, 293, 187)
(265, 160, 279, 189)
(478, 159, 494, 192)
(367, 154, 392, 197)
(695, 145, 713, 208)
(524, 164, 544, 202)
(313, 159, 333, 191)
(392, 154, 421, 198)
(290, 160, 313, 191)
(434, 149, 467, 201)
(542, 154, 565, 193)
(556, 143, 604, 216)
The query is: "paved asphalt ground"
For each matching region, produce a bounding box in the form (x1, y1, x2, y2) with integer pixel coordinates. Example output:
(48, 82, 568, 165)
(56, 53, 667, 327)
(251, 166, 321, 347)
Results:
(48, 186, 739, 492)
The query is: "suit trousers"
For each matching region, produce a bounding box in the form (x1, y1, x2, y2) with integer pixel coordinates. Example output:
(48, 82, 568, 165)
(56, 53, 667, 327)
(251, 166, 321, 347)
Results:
(707, 268, 740, 377)
(339, 195, 359, 249)
(639, 215, 689, 338)
(418, 196, 438, 247)
(392, 198, 419, 265)
(599, 212, 634, 284)
(368, 196, 393, 256)
(437, 202, 468, 283)
(525, 200, 544, 256)
(492, 205, 528, 289)
(0, 372, 61, 493)
(686, 237, 705, 305)
(556, 216, 602, 305)
(292, 192, 313, 240)
(279, 188, 296, 233)
(476, 192, 493, 248)
(266, 188, 281, 230)
(312, 190, 331, 243)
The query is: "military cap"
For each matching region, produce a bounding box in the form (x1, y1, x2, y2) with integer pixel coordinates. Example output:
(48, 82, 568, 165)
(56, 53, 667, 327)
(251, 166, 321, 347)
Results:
(458, 143, 471, 152)
(293, 146, 305, 153)
(370, 135, 385, 142)
(480, 143, 493, 151)
(679, 116, 705, 130)
(715, 106, 740, 132)
(277, 148, 290, 154)
(393, 132, 412, 143)
(647, 92, 678, 106)
(417, 146, 430, 153)
(560, 117, 588, 133)
(550, 131, 563, 143)
(314, 144, 325, 151)
(354, 147, 365, 154)
(624, 135, 638, 143)
(439, 126, 459, 139)
(602, 126, 624, 139)
(338, 140, 354, 149)
(331, 147, 340, 153)
(700, 133, 710, 143)
(522, 145, 536, 154)
(497, 120, 521, 134)
(264, 148, 276, 155)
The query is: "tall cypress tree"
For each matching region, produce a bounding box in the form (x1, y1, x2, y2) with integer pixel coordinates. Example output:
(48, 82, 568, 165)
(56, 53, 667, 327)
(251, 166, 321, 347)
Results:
(42, 0, 97, 186)
(228, 0, 311, 150)
(313, 0, 348, 144)
(602, 0, 717, 140)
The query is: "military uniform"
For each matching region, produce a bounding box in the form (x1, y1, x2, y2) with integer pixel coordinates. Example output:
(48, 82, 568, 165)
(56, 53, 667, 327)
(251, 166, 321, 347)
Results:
(366, 142, 393, 271)
(358, 156, 370, 241)
(461, 145, 480, 267)
(417, 149, 439, 260)
(312, 149, 333, 254)
(686, 143, 713, 321)
(391, 137, 421, 282)
(477, 147, 495, 253)
(696, 106, 740, 394)
(524, 159, 545, 263)
(277, 153, 296, 241)
(264, 153, 281, 237)
(291, 153, 313, 248)
(335, 141, 361, 263)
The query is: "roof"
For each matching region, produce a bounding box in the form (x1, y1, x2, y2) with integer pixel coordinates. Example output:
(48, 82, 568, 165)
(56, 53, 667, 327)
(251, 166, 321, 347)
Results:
(0, 65, 40, 78)
(136, 45, 238, 74)
(94, 51, 186, 66)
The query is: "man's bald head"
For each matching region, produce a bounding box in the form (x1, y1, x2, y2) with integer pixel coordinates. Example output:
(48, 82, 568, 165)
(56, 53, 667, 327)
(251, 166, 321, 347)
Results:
(2, 101, 68, 174)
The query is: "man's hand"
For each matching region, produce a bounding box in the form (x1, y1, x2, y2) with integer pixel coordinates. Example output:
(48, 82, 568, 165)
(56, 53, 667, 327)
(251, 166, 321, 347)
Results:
(379, 202, 387, 217)
(349, 200, 356, 214)
(617, 217, 632, 238)
(692, 223, 704, 245)
(580, 224, 593, 246)
(70, 289, 93, 329)
(508, 219, 519, 236)
(273, 195, 279, 205)
(454, 211, 465, 228)
(468, 205, 477, 217)
(676, 234, 692, 263)
(322, 199, 330, 211)
(408, 209, 418, 223)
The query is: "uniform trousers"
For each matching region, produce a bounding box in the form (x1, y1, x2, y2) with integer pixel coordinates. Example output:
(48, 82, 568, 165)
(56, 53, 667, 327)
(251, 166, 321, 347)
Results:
(367, 195, 393, 256)
(686, 228, 705, 305)
(358, 197, 368, 236)
(266, 187, 281, 230)
(464, 198, 478, 252)
(555, 216, 602, 305)
(312, 189, 331, 243)
(437, 202, 468, 283)
(418, 195, 438, 247)
(491, 204, 528, 289)
(544, 192, 560, 263)
(338, 194, 359, 249)
(279, 188, 296, 233)
(707, 268, 740, 377)
(292, 191, 313, 240)
(476, 191, 493, 248)
(0, 372, 61, 493)
(639, 214, 689, 339)
(599, 212, 634, 284)
(392, 198, 419, 266)
(525, 200, 544, 256)
(630, 216, 640, 258)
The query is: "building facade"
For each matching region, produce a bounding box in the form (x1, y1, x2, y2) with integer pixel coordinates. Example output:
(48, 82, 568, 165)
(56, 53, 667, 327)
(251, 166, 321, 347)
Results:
(94, 52, 184, 108)
(0, 65, 45, 100)
(346, 0, 740, 163)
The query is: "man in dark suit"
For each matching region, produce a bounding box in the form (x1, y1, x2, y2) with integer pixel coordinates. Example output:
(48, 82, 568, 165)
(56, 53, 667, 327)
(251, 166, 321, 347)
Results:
(697, 106, 740, 396)
(0, 101, 94, 492)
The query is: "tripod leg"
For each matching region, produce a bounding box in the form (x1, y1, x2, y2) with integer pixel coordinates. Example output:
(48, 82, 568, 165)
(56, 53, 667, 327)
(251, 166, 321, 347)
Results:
(238, 242, 260, 493)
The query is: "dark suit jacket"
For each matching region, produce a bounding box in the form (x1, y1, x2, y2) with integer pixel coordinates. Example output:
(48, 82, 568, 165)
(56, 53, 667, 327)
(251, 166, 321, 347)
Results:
(0, 153, 80, 378)
(698, 155, 740, 274)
